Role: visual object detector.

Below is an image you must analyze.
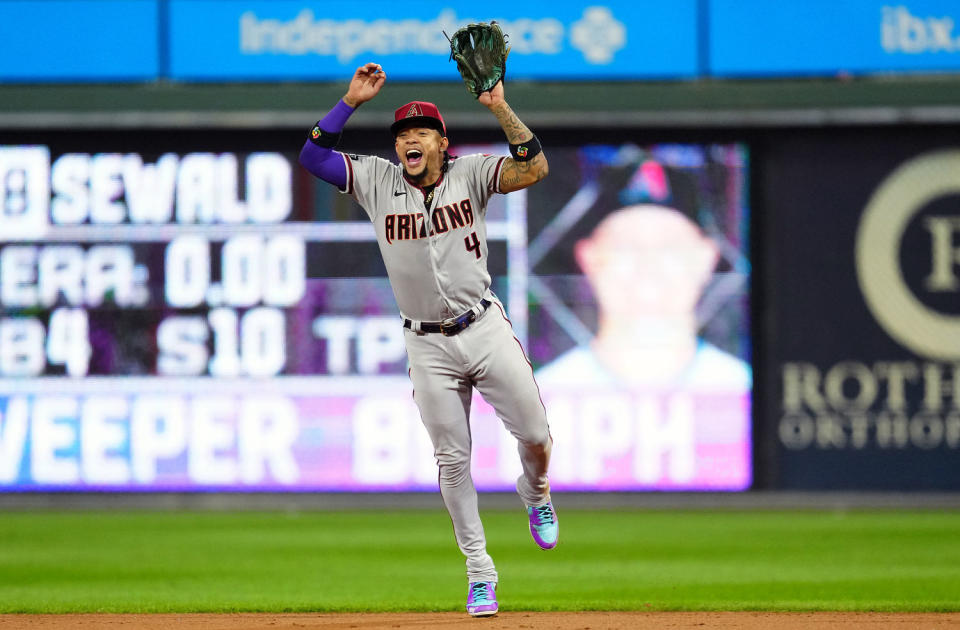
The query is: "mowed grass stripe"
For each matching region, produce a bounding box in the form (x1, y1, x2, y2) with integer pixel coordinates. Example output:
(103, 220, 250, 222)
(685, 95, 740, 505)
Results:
(0, 509, 958, 612)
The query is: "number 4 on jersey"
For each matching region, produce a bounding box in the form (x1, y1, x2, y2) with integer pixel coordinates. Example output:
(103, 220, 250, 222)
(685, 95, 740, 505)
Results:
(464, 231, 481, 259)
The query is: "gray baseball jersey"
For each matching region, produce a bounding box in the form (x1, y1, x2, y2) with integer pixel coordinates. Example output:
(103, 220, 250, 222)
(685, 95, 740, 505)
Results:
(342, 152, 504, 321)
(339, 150, 553, 584)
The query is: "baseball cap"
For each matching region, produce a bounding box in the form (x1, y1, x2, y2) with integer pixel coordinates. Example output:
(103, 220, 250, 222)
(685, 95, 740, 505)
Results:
(390, 101, 447, 137)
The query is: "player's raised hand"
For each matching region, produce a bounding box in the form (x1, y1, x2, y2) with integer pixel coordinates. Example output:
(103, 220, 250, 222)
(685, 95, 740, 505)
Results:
(344, 63, 386, 107)
(477, 79, 505, 110)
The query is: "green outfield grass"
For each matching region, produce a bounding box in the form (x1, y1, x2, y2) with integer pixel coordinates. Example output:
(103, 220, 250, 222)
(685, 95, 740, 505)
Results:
(0, 507, 958, 613)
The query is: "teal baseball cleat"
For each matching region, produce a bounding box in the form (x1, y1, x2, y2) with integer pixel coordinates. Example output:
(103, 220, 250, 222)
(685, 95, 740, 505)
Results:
(527, 501, 559, 549)
(466, 581, 498, 617)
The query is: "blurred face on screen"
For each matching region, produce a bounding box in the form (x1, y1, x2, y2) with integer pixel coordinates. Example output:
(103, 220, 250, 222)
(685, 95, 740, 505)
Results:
(394, 126, 448, 184)
(575, 205, 719, 322)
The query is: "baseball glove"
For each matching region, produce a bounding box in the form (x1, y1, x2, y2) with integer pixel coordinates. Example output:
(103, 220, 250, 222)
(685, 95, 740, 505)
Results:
(447, 21, 509, 99)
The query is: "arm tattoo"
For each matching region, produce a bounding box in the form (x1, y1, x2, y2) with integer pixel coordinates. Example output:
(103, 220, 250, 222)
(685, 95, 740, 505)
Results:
(490, 102, 532, 144)
(499, 153, 548, 189)
(489, 102, 547, 190)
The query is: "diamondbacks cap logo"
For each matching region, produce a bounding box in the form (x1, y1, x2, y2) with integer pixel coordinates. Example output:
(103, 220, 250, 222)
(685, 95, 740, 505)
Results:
(391, 101, 446, 136)
(855, 149, 960, 359)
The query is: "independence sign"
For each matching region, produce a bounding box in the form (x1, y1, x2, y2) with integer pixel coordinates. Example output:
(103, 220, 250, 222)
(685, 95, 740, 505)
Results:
(168, 0, 698, 81)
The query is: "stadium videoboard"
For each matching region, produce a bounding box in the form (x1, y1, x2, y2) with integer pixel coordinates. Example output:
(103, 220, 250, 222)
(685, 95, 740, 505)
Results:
(0, 135, 751, 491)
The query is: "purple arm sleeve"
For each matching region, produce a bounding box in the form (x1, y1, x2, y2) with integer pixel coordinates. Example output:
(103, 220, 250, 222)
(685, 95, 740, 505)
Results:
(298, 99, 356, 189)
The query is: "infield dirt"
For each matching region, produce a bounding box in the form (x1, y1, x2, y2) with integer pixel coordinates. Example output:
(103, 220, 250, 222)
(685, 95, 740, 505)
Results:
(2, 613, 960, 629)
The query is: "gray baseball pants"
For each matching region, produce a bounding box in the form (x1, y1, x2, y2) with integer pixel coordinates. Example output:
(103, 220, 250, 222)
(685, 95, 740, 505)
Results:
(403, 299, 552, 583)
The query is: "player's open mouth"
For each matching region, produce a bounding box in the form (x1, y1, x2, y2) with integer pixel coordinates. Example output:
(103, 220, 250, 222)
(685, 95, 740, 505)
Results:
(406, 149, 423, 167)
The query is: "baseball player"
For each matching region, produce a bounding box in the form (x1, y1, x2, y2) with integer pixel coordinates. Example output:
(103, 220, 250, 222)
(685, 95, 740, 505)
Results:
(299, 62, 558, 617)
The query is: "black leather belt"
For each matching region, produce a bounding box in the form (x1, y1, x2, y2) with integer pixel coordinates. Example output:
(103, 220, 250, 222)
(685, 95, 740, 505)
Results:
(403, 299, 492, 336)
